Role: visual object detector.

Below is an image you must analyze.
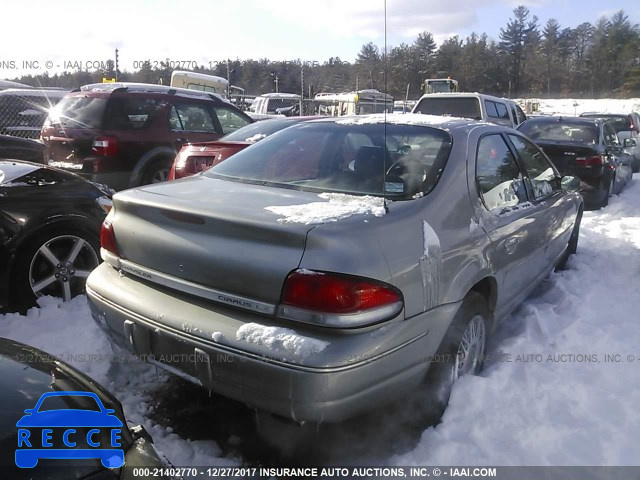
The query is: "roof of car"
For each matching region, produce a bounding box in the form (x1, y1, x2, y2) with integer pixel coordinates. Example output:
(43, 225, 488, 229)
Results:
(314, 113, 494, 130)
(0, 88, 69, 98)
(416, 92, 519, 104)
(77, 82, 232, 104)
(521, 115, 601, 125)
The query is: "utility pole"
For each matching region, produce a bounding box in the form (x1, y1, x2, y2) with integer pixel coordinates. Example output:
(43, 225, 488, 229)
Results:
(226, 59, 231, 98)
(274, 74, 279, 93)
(300, 64, 304, 116)
(115, 49, 119, 81)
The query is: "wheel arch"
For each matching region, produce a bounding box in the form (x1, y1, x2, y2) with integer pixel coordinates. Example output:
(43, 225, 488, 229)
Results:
(128, 146, 178, 188)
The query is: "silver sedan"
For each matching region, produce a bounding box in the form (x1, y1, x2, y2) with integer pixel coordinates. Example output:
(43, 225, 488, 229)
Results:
(86, 114, 583, 422)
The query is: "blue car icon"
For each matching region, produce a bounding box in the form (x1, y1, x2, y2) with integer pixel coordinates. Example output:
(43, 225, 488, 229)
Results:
(15, 391, 124, 468)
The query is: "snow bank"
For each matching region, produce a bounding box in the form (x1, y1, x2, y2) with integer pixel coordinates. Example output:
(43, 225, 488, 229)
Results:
(529, 98, 640, 116)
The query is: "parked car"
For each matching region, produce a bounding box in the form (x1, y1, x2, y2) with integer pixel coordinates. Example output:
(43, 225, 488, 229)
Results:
(249, 93, 301, 115)
(517, 116, 633, 209)
(0, 88, 68, 139)
(0, 337, 168, 478)
(86, 114, 582, 423)
(0, 160, 111, 309)
(0, 134, 45, 163)
(412, 92, 527, 128)
(579, 112, 640, 172)
(41, 83, 253, 191)
(168, 116, 323, 180)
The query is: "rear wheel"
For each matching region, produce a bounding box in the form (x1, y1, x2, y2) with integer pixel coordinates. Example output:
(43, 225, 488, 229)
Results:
(424, 292, 489, 417)
(140, 158, 172, 185)
(14, 229, 100, 307)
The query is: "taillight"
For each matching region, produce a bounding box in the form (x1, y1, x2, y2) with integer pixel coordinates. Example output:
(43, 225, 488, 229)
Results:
(173, 155, 217, 179)
(279, 269, 403, 328)
(100, 211, 119, 257)
(575, 155, 604, 167)
(92, 136, 118, 156)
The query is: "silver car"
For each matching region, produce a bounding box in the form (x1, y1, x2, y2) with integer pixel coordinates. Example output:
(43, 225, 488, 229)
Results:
(86, 114, 583, 422)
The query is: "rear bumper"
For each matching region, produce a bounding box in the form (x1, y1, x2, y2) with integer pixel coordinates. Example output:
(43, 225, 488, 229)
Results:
(47, 156, 132, 191)
(86, 263, 459, 422)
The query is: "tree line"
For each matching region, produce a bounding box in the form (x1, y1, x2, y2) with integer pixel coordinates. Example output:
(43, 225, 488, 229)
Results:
(10, 6, 640, 100)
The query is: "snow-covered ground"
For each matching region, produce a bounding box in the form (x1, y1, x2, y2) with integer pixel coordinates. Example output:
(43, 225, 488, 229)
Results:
(1, 98, 639, 468)
(526, 97, 640, 116)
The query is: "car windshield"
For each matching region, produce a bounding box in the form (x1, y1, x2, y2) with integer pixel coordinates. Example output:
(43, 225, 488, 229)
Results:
(581, 115, 632, 133)
(518, 121, 599, 144)
(413, 97, 481, 120)
(222, 118, 301, 142)
(47, 96, 108, 129)
(206, 121, 453, 199)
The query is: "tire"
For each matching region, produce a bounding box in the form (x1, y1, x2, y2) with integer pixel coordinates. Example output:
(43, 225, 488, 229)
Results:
(594, 176, 610, 210)
(556, 207, 583, 271)
(424, 292, 489, 417)
(13, 228, 100, 308)
(140, 158, 173, 185)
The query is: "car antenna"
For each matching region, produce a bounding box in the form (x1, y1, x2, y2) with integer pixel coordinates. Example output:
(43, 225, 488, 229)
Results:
(383, 0, 389, 213)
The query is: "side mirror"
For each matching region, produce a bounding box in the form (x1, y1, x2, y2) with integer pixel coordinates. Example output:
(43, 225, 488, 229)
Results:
(623, 138, 637, 148)
(561, 175, 580, 192)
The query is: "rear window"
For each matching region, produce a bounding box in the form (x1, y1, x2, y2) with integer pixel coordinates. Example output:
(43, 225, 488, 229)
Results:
(206, 122, 453, 200)
(518, 121, 599, 144)
(580, 115, 632, 133)
(47, 96, 108, 129)
(222, 119, 299, 141)
(413, 97, 481, 120)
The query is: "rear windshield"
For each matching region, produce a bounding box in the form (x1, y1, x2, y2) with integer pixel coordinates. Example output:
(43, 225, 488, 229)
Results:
(46, 96, 108, 129)
(222, 118, 300, 141)
(265, 98, 298, 113)
(413, 97, 481, 120)
(206, 121, 453, 200)
(580, 115, 632, 133)
(518, 121, 599, 144)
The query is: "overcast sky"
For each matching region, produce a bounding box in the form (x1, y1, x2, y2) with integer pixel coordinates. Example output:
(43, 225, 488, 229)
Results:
(1, 0, 638, 77)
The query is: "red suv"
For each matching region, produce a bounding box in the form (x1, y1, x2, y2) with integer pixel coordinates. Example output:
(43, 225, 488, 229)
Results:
(41, 83, 252, 190)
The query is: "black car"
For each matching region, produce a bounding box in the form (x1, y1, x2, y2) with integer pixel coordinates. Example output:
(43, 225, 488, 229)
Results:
(0, 134, 45, 163)
(0, 160, 111, 308)
(517, 116, 633, 209)
(0, 337, 168, 479)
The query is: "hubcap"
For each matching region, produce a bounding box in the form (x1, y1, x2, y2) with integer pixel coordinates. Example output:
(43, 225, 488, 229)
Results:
(454, 315, 486, 379)
(151, 168, 169, 183)
(29, 235, 99, 301)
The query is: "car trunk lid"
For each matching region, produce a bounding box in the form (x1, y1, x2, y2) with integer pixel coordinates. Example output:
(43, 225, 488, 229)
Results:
(110, 176, 320, 305)
(536, 141, 600, 172)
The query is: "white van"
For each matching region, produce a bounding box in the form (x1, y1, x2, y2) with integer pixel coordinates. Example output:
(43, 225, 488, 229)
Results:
(412, 93, 527, 128)
(170, 71, 229, 97)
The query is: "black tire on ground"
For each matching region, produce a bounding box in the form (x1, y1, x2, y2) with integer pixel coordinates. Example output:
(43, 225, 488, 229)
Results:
(13, 227, 100, 308)
(556, 206, 583, 271)
(423, 292, 490, 418)
(594, 176, 611, 210)
(140, 158, 173, 185)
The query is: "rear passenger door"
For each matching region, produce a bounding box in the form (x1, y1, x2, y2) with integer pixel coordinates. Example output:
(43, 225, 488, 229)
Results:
(474, 133, 548, 313)
(168, 102, 223, 147)
(506, 134, 574, 266)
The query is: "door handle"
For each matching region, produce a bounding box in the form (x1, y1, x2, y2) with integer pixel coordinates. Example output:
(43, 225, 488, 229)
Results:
(504, 237, 519, 254)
